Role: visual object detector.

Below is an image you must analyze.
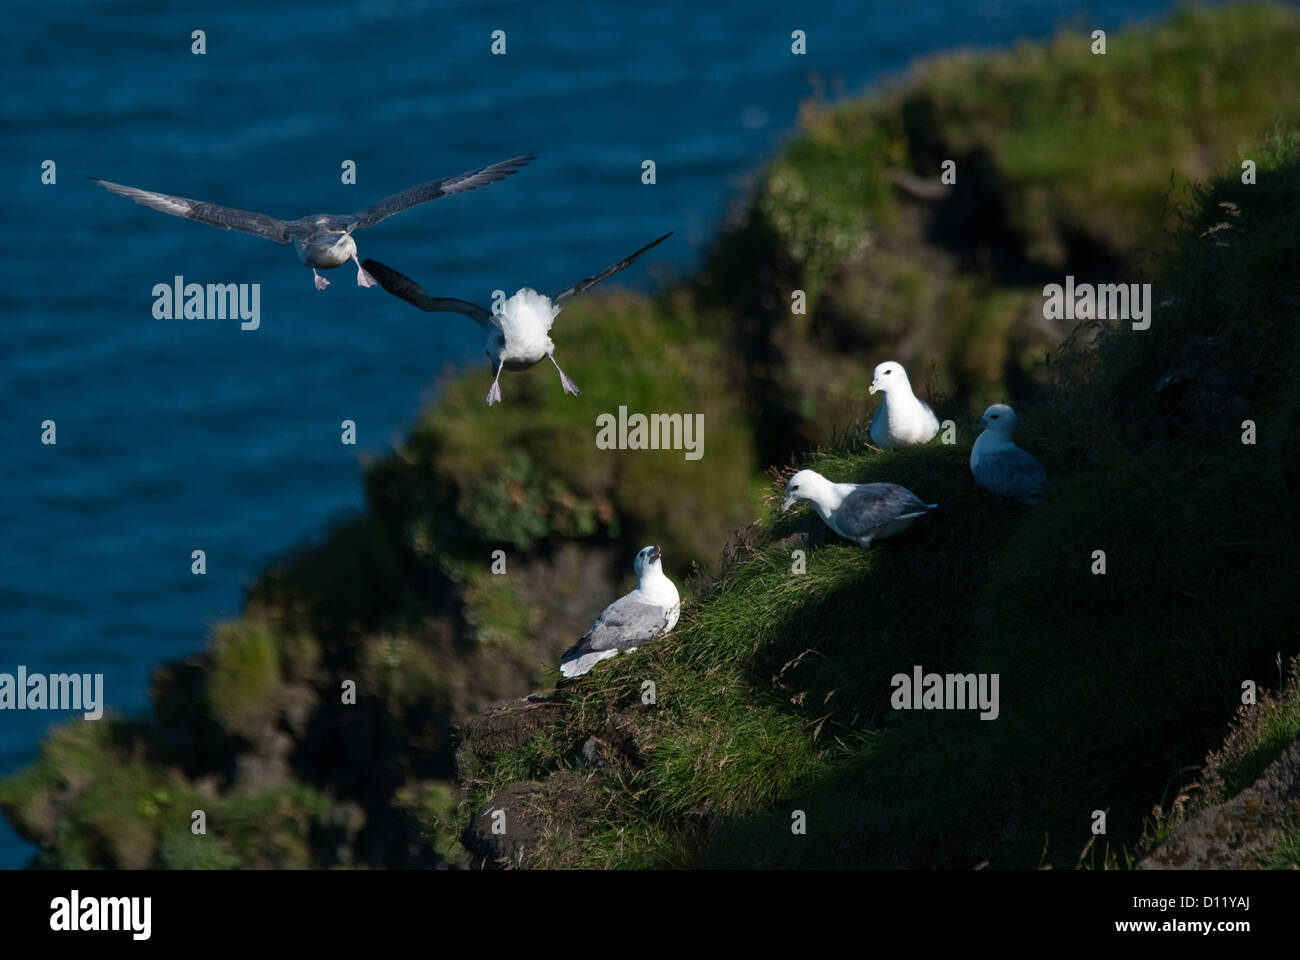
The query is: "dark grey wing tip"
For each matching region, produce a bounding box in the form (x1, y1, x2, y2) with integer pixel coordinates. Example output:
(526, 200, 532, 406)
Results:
(552, 230, 675, 303)
(471, 152, 538, 181)
(897, 486, 937, 515)
(363, 258, 495, 327)
(362, 258, 434, 308)
(345, 152, 539, 231)
(85, 175, 126, 191)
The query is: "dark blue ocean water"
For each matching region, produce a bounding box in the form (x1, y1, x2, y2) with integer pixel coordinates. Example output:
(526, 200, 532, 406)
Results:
(0, 0, 1201, 867)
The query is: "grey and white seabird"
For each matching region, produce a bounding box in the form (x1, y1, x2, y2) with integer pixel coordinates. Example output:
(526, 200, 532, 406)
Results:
(868, 360, 940, 448)
(970, 403, 1048, 504)
(559, 545, 681, 679)
(88, 153, 536, 290)
(781, 468, 936, 549)
(363, 231, 671, 405)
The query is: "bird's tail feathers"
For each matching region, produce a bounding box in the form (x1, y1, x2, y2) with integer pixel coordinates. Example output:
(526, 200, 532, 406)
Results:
(559, 648, 618, 679)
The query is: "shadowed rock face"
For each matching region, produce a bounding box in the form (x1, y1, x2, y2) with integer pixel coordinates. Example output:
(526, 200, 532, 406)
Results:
(456, 695, 652, 869)
(467, 781, 549, 868)
(464, 772, 597, 869)
(1139, 735, 1300, 870)
(456, 698, 568, 771)
(457, 698, 568, 869)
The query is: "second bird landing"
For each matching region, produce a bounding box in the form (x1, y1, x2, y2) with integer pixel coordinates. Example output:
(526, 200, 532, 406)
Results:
(363, 232, 672, 405)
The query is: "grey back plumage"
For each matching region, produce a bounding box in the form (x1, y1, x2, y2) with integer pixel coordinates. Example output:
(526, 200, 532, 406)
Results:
(835, 483, 935, 537)
(563, 594, 675, 661)
(973, 449, 1048, 504)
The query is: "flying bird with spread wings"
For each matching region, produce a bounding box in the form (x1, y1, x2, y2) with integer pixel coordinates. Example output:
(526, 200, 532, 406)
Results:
(363, 231, 672, 404)
(88, 153, 536, 290)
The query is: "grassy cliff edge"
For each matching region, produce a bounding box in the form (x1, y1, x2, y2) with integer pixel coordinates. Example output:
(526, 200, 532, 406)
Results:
(4, 2, 1299, 869)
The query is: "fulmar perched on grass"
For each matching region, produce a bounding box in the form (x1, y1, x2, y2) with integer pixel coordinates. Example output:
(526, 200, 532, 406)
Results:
(559, 545, 681, 679)
(781, 469, 936, 549)
(970, 403, 1048, 504)
(868, 360, 940, 448)
(88, 153, 535, 290)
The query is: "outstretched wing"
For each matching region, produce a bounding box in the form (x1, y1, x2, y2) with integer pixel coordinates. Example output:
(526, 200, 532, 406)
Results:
(326, 153, 536, 232)
(974, 450, 1048, 504)
(88, 177, 293, 242)
(362, 259, 495, 330)
(551, 232, 673, 303)
(837, 483, 934, 537)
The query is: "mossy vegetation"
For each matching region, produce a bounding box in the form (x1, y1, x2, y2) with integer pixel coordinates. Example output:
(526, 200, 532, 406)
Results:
(0, 720, 330, 868)
(702, 1, 1300, 458)
(455, 124, 1300, 869)
(1138, 654, 1300, 868)
(1200, 661, 1300, 811)
(3, 3, 1297, 869)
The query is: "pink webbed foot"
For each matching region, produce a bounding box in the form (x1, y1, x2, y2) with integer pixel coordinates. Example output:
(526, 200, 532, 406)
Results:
(353, 255, 377, 288)
(313, 270, 330, 291)
(486, 360, 505, 406)
(548, 353, 580, 396)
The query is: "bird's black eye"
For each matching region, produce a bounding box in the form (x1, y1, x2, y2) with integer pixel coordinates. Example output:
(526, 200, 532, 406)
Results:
(884, 369, 892, 375)
(791, 484, 799, 491)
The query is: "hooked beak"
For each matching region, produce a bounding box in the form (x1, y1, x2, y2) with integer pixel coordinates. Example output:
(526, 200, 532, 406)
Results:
(868, 382, 879, 395)
(781, 495, 795, 512)
(648, 545, 661, 562)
